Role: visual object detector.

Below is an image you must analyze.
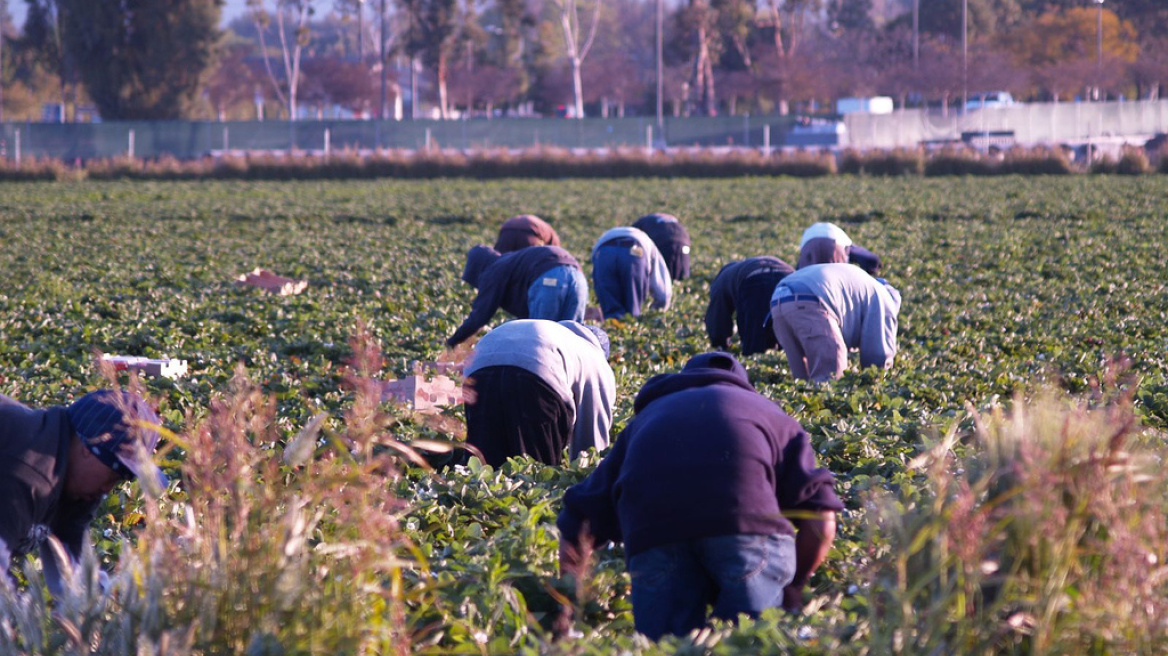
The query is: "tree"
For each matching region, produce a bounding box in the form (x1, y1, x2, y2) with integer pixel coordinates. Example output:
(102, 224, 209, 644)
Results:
(248, 0, 315, 121)
(55, 0, 220, 120)
(829, 0, 874, 33)
(399, 0, 460, 118)
(204, 42, 263, 120)
(22, 0, 73, 120)
(551, 0, 601, 119)
(301, 56, 378, 116)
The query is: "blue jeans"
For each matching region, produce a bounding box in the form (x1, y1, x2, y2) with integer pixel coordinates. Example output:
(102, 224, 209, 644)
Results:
(527, 265, 587, 322)
(627, 533, 796, 640)
(592, 242, 650, 319)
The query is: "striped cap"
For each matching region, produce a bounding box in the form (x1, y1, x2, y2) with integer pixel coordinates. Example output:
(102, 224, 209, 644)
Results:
(67, 390, 167, 489)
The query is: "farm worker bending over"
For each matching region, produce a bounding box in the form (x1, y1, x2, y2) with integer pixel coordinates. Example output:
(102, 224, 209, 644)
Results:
(556, 352, 841, 640)
(590, 226, 672, 320)
(705, 256, 794, 356)
(769, 262, 901, 382)
(797, 221, 883, 275)
(447, 245, 588, 347)
(461, 319, 615, 467)
(0, 390, 167, 594)
(493, 214, 561, 254)
(631, 212, 692, 281)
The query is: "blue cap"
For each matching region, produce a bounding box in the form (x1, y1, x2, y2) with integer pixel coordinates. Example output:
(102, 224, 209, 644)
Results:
(67, 390, 167, 489)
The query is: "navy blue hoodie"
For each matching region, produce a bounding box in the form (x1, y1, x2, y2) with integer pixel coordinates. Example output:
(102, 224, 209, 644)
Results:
(705, 256, 794, 355)
(557, 352, 843, 558)
(448, 245, 581, 346)
(632, 213, 691, 281)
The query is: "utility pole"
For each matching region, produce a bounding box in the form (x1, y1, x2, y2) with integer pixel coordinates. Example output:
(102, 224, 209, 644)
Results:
(656, 0, 663, 130)
(961, 0, 968, 111)
(379, 0, 388, 119)
(1096, 0, 1104, 100)
(912, 0, 919, 71)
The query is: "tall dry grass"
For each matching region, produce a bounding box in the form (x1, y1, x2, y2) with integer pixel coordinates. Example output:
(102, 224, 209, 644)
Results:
(864, 378, 1168, 655)
(0, 328, 419, 655)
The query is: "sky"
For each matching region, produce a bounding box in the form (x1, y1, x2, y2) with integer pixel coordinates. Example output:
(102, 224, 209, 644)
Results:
(5, 0, 252, 29)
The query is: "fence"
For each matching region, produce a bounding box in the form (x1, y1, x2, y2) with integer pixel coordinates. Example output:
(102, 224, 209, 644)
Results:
(0, 115, 800, 161)
(843, 99, 1168, 149)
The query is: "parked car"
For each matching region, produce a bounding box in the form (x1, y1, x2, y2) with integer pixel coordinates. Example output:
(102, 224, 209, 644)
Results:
(965, 91, 1017, 112)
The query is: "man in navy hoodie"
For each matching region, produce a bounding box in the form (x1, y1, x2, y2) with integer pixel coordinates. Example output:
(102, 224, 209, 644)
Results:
(447, 244, 587, 347)
(705, 256, 795, 356)
(631, 213, 691, 281)
(556, 352, 842, 640)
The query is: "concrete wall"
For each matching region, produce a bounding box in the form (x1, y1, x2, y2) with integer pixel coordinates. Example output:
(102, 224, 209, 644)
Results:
(842, 99, 1168, 149)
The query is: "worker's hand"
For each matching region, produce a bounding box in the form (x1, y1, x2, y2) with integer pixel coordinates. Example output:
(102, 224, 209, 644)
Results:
(782, 583, 805, 613)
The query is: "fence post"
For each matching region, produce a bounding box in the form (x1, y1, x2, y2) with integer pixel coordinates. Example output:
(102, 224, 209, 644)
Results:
(14, 129, 19, 165)
(763, 125, 771, 156)
(324, 127, 331, 160)
(223, 127, 229, 153)
(425, 127, 431, 151)
(646, 125, 653, 151)
(128, 129, 135, 159)
(743, 114, 750, 147)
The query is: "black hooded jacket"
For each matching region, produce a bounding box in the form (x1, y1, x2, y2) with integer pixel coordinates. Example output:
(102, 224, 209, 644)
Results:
(705, 256, 794, 355)
(449, 245, 581, 346)
(557, 353, 843, 558)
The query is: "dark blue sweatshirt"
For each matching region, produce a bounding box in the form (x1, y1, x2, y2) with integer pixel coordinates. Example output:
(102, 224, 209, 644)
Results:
(448, 245, 581, 346)
(557, 352, 843, 558)
(632, 213, 692, 281)
(705, 256, 794, 355)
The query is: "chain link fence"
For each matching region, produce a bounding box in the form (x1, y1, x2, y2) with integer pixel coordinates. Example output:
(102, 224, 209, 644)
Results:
(0, 115, 801, 161)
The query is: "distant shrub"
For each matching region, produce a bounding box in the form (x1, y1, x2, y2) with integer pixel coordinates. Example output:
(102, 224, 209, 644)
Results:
(924, 147, 997, 176)
(0, 156, 83, 181)
(839, 148, 924, 176)
(1091, 146, 1151, 175)
(998, 145, 1075, 175)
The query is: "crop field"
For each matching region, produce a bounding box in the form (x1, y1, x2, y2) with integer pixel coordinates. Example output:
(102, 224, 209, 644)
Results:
(2, 176, 1168, 654)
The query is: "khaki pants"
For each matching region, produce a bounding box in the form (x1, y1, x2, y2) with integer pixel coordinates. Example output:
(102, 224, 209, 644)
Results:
(771, 299, 847, 382)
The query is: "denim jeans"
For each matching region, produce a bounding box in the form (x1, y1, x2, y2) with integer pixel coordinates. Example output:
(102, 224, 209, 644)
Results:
(627, 533, 796, 640)
(592, 241, 650, 319)
(527, 265, 587, 322)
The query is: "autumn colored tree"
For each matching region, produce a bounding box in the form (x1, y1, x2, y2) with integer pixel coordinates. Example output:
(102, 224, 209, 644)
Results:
(1002, 7, 1138, 99)
(300, 56, 378, 116)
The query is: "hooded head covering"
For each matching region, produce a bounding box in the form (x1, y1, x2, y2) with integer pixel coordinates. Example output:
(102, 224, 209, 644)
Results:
(681, 351, 749, 378)
(559, 320, 611, 358)
(461, 245, 501, 287)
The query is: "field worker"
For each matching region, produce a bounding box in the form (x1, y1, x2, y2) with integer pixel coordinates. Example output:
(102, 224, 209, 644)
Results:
(631, 213, 691, 281)
(462, 319, 616, 467)
(590, 226, 672, 320)
(1, 390, 167, 594)
(769, 262, 901, 382)
(705, 256, 794, 356)
(447, 245, 587, 347)
(494, 214, 562, 254)
(797, 221, 883, 275)
(556, 352, 842, 640)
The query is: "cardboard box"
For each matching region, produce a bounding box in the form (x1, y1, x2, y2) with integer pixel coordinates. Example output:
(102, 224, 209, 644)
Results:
(382, 375, 463, 411)
(235, 268, 308, 296)
(101, 355, 189, 379)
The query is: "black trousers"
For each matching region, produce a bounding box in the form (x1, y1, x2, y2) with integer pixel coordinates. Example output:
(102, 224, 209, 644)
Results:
(736, 272, 785, 356)
(463, 365, 573, 467)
